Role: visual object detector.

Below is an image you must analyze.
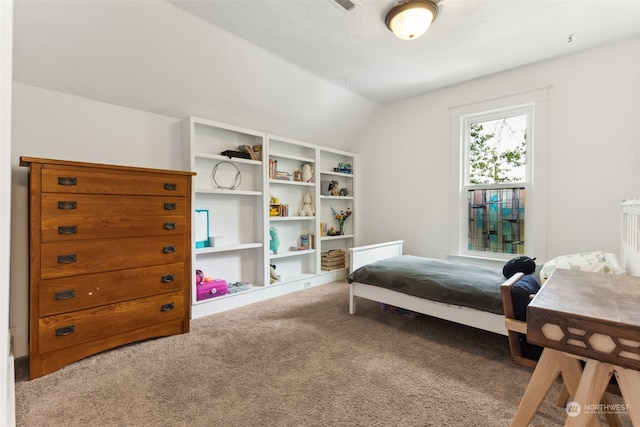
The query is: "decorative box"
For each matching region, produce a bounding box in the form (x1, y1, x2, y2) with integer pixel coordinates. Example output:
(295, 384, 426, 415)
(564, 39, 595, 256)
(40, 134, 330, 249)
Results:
(196, 279, 227, 301)
(321, 249, 346, 271)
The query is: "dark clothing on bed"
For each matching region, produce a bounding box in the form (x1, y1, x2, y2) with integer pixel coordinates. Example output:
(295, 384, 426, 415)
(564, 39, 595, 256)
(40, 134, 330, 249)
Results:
(510, 274, 543, 360)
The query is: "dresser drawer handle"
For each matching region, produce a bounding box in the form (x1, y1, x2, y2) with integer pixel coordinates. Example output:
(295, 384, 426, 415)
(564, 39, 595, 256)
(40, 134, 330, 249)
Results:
(58, 177, 77, 186)
(58, 201, 77, 210)
(55, 325, 75, 336)
(58, 225, 78, 235)
(163, 222, 177, 230)
(55, 289, 75, 300)
(164, 183, 177, 191)
(164, 203, 176, 210)
(161, 302, 175, 312)
(57, 254, 77, 264)
(161, 274, 175, 283)
(162, 246, 176, 254)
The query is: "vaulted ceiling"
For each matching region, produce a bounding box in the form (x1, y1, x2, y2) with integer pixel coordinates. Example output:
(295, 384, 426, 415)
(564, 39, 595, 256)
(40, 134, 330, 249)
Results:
(169, 0, 640, 104)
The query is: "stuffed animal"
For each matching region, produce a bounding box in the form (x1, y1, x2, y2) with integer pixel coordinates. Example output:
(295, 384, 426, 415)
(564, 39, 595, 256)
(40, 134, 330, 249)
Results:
(301, 163, 313, 183)
(298, 193, 314, 216)
(269, 227, 280, 254)
(270, 264, 281, 284)
(328, 180, 340, 196)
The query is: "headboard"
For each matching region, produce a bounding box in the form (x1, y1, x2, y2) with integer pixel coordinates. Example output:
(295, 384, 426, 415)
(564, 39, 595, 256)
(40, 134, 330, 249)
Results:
(621, 200, 640, 277)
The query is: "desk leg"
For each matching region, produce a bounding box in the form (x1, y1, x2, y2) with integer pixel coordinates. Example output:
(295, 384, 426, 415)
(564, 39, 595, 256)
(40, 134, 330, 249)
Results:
(511, 348, 582, 426)
(564, 360, 612, 427)
(615, 366, 640, 425)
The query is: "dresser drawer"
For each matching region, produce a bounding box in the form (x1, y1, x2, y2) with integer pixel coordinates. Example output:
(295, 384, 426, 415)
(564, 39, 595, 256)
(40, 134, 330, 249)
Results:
(41, 235, 187, 279)
(41, 168, 189, 196)
(41, 194, 188, 218)
(38, 291, 185, 353)
(41, 215, 187, 242)
(39, 263, 186, 316)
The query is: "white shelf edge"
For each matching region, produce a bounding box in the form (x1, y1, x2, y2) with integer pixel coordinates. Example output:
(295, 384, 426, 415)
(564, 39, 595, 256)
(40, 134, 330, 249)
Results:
(319, 234, 354, 241)
(319, 170, 354, 178)
(320, 195, 354, 200)
(269, 249, 316, 259)
(269, 151, 315, 163)
(196, 242, 263, 254)
(271, 273, 316, 285)
(194, 152, 263, 166)
(195, 188, 262, 196)
(269, 216, 316, 221)
(192, 284, 265, 305)
(269, 179, 315, 187)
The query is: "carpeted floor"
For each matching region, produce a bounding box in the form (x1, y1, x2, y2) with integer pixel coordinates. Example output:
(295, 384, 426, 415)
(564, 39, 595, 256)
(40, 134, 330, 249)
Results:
(14, 281, 629, 426)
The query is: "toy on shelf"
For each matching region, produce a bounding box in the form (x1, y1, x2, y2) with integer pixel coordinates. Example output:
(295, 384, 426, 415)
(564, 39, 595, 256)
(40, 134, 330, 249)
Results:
(195, 269, 227, 301)
(270, 227, 280, 254)
(301, 163, 313, 182)
(270, 264, 281, 284)
(298, 193, 314, 216)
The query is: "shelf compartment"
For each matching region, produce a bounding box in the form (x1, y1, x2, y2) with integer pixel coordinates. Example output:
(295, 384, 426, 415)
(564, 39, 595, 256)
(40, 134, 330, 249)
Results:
(194, 248, 264, 288)
(194, 156, 262, 193)
(269, 151, 315, 164)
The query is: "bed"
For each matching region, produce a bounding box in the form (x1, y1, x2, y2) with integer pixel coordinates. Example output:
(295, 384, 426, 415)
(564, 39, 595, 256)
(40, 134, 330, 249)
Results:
(347, 227, 633, 337)
(347, 241, 509, 335)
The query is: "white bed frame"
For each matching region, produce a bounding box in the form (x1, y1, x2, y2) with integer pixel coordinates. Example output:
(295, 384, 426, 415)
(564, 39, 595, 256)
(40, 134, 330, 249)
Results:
(621, 200, 640, 277)
(348, 241, 508, 336)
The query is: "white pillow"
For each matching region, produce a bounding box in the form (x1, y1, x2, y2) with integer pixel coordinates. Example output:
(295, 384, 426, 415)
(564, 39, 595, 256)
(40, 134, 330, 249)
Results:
(540, 251, 622, 283)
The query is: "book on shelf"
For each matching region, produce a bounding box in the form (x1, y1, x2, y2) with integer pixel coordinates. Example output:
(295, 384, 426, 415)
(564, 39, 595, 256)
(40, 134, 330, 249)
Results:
(269, 159, 277, 179)
(275, 171, 292, 181)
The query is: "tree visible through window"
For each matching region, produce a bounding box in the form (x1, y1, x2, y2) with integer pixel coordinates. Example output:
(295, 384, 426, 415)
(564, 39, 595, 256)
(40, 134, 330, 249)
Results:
(464, 110, 530, 255)
(468, 115, 526, 185)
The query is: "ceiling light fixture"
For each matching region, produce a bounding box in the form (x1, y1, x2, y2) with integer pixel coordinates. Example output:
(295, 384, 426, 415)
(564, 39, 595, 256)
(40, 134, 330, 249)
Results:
(385, 0, 438, 41)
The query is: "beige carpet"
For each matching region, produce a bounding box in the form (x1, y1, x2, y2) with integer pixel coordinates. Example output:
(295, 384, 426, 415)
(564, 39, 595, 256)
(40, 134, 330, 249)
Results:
(14, 281, 628, 426)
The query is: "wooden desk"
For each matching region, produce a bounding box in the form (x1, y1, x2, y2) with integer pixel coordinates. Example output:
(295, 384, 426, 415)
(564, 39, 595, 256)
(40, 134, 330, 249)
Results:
(511, 269, 640, 426)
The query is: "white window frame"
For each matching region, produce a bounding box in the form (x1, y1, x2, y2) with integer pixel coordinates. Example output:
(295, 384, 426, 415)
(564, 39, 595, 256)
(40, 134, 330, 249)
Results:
(449, 88, 549, 262)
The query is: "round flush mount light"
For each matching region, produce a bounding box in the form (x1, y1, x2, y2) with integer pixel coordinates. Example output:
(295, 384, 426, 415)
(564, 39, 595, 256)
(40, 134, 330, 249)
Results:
(385, 0, 439, 40)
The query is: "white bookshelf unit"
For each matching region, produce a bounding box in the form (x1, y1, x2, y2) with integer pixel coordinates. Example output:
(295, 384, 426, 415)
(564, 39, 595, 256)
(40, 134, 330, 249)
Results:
(183, 116, 356, 319)
(318, 148, 355, 266)
(266, 135, 318, 285)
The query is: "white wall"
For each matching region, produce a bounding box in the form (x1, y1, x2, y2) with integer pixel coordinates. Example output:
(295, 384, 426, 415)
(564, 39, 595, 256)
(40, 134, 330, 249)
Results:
(10, 84, 185, 359)
(353, 38, 640, 260)
(1, 0, 15, 424)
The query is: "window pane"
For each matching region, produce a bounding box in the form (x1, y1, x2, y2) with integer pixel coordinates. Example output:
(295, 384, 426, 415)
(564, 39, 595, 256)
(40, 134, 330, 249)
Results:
(468, 114, 527, 184)
(467, 187, 525, 255)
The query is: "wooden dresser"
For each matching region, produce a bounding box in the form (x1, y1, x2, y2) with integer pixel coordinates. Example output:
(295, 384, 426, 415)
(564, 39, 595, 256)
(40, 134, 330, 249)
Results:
(20, 157, 195, 379)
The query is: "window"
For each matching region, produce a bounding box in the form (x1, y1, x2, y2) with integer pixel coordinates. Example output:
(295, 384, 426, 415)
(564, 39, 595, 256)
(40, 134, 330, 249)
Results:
(463, 106, 531, 255)
(450, 88, 548, 260)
